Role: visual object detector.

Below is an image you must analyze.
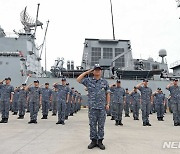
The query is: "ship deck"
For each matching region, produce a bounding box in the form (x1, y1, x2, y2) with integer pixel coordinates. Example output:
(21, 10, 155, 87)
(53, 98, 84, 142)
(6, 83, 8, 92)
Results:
(0, 109, 179, 154)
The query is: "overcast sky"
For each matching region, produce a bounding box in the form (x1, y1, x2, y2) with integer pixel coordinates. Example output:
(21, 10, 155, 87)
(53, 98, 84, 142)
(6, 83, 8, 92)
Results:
(0, 0, 180, 71)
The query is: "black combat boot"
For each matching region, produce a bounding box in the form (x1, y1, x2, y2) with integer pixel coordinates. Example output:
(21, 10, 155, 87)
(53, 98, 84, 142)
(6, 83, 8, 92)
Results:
(44, 115, 48, 119)
(118, 120, 123, 126)
(52, 113, 56, 116)
(115, 120, 119, 126)
(61, 121, 65, 125)
(88, 139, 97, 149)
(17, 116, 22, 119)
(41, 115, 46, 119)
(97, 139, 105, 150)
(34, 120, 37, 124)
(12, 112, 17, 115)
(157, 117, 160, 121)
(111, 116, 115, 120)
(65, 116, 68, 120)
(160, 117, 164, 121)
(0, 118, 5, 123)
(28, 120, 33, 124)
(146, 122, 152, 126)
(56, 121, 62, 124)
(21, 115, 24, 119)
(4, 118, 8, 123)
(174, 122, 178, 126)
(143, 122, 146, 126)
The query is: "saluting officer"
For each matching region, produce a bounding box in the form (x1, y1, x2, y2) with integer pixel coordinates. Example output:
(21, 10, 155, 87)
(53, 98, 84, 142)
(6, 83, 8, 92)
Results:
(17, 83, 28, 119)
(55, 78, 70, 125)
(77, 64, 110, 150)
(166, 78, 180, 126)
(0, 77, 14, 123)
(41, 83, 52, 119)
(152, 88, 165, 121)
(130, 86, 141, 120)
(26, 80, 42, 124)
(136, 79, 153, 126)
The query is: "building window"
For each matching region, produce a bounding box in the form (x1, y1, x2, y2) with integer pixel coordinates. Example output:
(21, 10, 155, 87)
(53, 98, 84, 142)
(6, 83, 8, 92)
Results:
(91, 47, 101, 66)
(103, 48, 113, 59)
(114, 48, 125, 68)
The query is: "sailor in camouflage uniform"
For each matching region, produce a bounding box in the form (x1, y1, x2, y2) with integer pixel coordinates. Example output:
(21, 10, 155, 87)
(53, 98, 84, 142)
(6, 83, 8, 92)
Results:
(65, 83, 71, 120)
(110, 84, 116, 120)
(124, 88, 131, 117)
(69, 87, 75, 116)
(12, 87, 20, 115)
(17, 83, 28, 119)
(77, 64, 110, 150)
(41, 83, 52, 119)
(130, 86, 141, 120)
(166, 78, 180, 126)
(55, 78, 70, 125)
(0, 77, 14, 123)
(136, 79, 153, 126)
(51, 85, 59, 116)
(112, 80, 125, 126)
(26, 80, 42, 124)
(152, 88, 165, 121)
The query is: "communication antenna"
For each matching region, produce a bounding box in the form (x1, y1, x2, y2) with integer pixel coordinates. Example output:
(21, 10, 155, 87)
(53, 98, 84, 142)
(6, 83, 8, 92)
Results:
(110, 0, 115, 40)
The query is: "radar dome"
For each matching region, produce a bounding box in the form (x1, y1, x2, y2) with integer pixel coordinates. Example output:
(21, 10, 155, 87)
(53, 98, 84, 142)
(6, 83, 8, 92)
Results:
(159, 49, 167, 57)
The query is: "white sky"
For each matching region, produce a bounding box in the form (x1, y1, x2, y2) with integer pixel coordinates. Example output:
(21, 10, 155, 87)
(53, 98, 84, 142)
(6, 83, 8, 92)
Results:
(0, 0, 180, 71)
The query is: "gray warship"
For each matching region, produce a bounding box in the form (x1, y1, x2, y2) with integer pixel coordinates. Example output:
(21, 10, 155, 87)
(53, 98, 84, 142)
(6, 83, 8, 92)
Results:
(0, 4, 180, 99)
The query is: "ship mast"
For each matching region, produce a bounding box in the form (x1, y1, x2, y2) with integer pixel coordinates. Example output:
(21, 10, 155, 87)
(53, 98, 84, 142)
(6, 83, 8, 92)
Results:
(110, 0, 115, 40)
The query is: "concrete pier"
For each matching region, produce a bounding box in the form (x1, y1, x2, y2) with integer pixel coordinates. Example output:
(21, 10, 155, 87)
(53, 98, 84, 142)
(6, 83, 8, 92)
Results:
(0, 109, 179, 154)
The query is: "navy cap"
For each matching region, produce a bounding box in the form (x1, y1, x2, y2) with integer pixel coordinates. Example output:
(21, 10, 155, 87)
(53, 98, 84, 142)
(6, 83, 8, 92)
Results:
(173, 78, 178, 82)
(93, 64, 102, 70)
(143, 79, 148, 82)
(45, 83, 49, 85)
(34, 80, 39, 83)
(61, 78, 66, 81)
(5, 77, 11, 81)
(116, 80, 121, 83)
(71, 87, 74, 89)
(126, 88, 128, 90)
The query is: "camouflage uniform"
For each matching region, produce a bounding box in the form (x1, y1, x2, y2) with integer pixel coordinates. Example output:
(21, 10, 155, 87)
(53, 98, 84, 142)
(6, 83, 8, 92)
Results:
(138, 86, 152, 124)
(12, 89, 19, 114)
(28, 87, 41, 121)
(69, 89, 74, 116)
(112, 87, 125, 122)
(56, 85, 69, 122)
(131, 91, 141, 119)
(166, 85, 180, 124)
(41, 88, 52, 116)
(0, 84, 14, 119)
(65, 86, 71, 118)
(110, 86, 116, 119)
(80, 77, 110, 140)
(153, 92, 165, 119)
(124, 92, 131, 116)
(18, 89, 28, 117)
(52, 89, 58, 115)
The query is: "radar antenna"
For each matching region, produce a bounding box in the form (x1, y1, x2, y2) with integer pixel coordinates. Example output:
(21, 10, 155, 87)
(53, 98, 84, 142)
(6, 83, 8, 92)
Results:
(20, 5, 43, 34)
